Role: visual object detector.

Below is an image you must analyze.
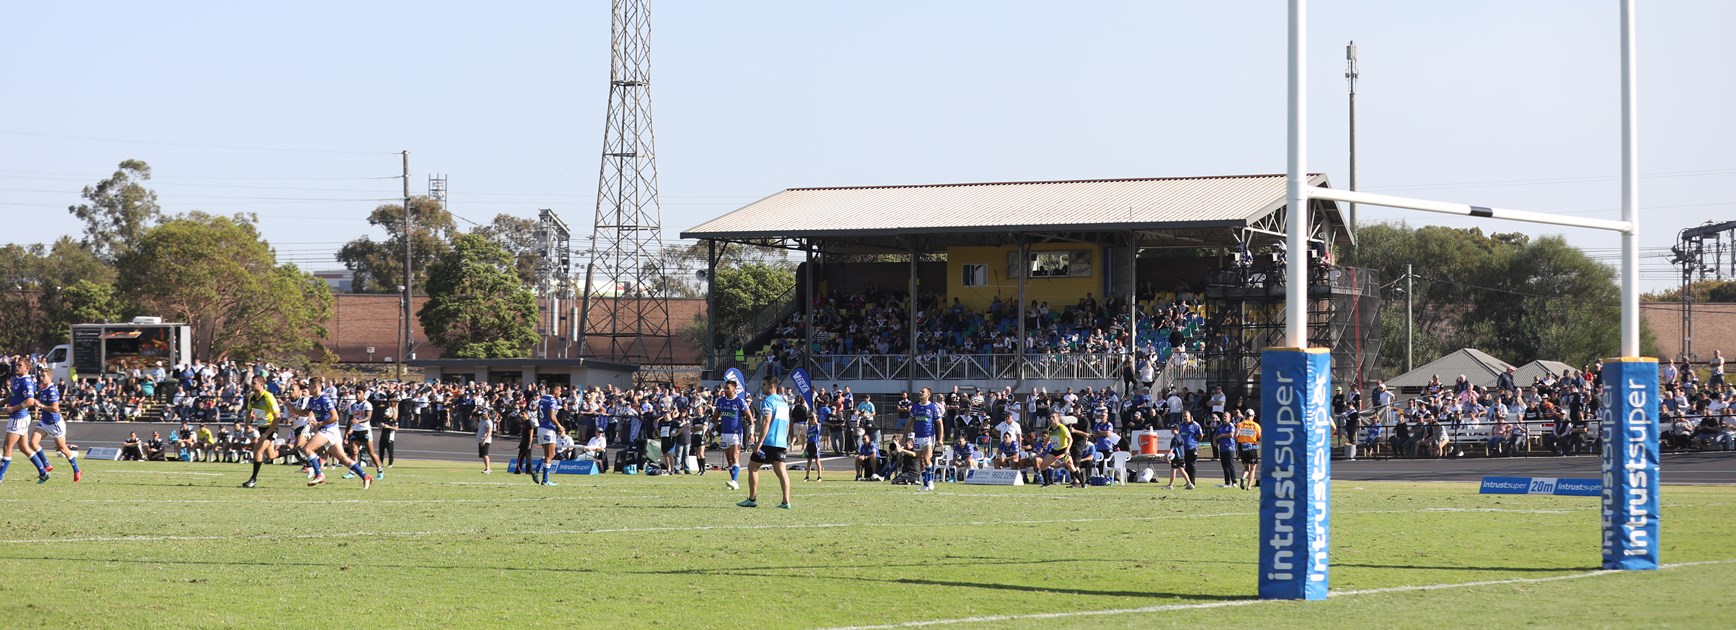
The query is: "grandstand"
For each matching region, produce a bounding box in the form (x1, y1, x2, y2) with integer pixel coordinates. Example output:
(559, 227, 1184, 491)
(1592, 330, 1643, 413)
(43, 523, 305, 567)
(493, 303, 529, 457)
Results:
(681, 173, 1378, 399)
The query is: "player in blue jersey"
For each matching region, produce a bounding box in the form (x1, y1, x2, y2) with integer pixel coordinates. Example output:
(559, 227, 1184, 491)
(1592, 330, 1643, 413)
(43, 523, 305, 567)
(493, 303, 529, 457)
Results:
(29, 366, 79, 482)
(292, 377, 372, 489)
(712, 378, 754, 491)
(531, 386, 568, 486)
(906, 387, 946, 491)
(2, 359, 51, 483)
(738, 376, 792, 509)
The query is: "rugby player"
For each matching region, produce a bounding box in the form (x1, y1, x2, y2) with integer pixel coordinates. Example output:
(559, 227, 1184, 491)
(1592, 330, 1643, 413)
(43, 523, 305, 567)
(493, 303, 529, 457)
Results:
(712, 378, 753, 490)
(343, 389, 385, 480)
(907, 386, 945, 491)
(29, 366, 78, 482)
(738, 376, 792, 509)
(532, 385, 566, 486)
(1, 359, 50, 483)
(292, 378, 372, 489)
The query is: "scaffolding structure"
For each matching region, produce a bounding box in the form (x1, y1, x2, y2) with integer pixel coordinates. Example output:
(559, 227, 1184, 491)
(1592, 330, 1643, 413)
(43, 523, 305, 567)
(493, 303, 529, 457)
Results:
(1203, 260, 1381, 402)
(1670, 219, 1736, 362)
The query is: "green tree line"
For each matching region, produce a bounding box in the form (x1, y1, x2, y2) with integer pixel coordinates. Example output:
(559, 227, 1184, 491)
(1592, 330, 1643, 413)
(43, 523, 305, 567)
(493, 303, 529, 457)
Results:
(1345, 223, 1657, 373)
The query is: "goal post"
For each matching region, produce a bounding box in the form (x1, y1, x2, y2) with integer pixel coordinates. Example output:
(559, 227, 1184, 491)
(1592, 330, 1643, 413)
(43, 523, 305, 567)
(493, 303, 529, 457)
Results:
(1262, 0, 1656, 601)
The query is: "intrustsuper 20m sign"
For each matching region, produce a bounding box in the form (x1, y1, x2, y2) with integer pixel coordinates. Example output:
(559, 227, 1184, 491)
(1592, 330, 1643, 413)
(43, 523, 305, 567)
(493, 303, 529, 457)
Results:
(1479, 476, 1601, 497)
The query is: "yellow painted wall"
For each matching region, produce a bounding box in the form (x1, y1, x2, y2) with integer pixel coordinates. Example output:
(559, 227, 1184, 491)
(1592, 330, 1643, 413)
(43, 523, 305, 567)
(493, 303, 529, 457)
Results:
(945, 244, 1102, 312)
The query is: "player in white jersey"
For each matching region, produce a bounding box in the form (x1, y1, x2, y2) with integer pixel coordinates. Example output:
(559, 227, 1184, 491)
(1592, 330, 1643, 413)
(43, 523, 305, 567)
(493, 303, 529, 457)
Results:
(342, 389, 385, 479)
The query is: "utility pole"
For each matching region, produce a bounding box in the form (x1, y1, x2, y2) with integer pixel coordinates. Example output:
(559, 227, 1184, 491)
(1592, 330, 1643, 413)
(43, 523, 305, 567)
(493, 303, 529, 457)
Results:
(401, 150, 412, 379)
(1404, 263, 1413, 373)
(1346, 41, 1359, 248)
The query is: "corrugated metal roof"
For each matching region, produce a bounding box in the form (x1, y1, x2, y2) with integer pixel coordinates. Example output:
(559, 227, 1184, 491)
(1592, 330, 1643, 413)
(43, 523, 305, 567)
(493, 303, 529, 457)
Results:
(1514, 360, 1576, 384)
(1385, 348, 1515, 392)
(682, 173, 1332, 239)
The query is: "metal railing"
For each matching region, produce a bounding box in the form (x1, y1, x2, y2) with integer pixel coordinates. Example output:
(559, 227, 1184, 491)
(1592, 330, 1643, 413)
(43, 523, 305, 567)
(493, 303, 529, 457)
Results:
(802, 353, 1127, 382)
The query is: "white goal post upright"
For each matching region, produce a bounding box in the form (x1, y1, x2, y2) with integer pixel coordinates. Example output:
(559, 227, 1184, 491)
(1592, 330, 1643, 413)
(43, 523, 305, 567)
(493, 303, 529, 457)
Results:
(1261, 0, 1657, 602)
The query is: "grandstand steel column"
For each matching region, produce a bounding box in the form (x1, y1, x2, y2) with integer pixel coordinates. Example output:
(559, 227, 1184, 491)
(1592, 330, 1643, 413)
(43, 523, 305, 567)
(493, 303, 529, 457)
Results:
(579, 0, 675, 377)
(1015, 238, 1028, 386)
(804, 244, 814, 373)
(908, 239, 919, 393)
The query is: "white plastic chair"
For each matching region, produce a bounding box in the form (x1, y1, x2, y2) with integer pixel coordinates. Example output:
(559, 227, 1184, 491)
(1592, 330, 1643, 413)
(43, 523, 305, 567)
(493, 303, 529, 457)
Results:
(1108, 451, 1133, 484)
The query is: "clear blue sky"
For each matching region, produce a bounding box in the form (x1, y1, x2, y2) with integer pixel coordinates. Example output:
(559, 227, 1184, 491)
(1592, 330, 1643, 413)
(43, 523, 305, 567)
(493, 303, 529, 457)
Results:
(2, 1, 1731, 290)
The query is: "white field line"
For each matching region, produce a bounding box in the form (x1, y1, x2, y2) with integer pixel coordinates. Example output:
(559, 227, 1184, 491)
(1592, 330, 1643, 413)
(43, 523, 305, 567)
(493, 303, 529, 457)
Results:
(0, 507, 1609, 545)
(815, 559, 1736, 630)
(89, 470, 225, 476)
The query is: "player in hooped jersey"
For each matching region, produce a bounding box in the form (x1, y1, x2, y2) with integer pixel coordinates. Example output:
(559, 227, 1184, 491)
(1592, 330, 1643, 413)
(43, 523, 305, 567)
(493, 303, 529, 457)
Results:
(907, 387, 946, 491)
(712, 379, 754, 491)
(291, 377, 372, 489)
(29, 366, 78, 482)
(531, 386, 568, 486)
(1, 360, 51, 483)
(343, 389, 385, 480)
(737, 375, 792, 509)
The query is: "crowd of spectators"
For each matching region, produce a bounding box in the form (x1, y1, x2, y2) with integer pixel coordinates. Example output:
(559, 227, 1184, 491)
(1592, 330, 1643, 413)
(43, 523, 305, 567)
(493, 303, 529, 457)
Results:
(1350, 353, 1736, 458)
(759, 281, 1213, 378)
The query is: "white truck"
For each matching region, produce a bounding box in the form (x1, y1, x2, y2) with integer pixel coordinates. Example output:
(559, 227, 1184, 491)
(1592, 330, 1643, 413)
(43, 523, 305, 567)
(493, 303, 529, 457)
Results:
(44, 317, 193, 381)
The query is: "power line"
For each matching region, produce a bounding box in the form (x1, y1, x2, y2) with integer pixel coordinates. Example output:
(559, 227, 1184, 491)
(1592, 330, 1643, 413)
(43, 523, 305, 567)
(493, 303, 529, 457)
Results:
(1366, 167, 1736, 193)
(0, 130, 397, 156)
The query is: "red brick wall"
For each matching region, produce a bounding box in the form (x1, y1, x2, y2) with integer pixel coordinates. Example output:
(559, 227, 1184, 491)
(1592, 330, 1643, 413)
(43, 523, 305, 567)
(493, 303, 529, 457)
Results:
(319, 294, 707, 365)
(1641, 301, 1736, 362)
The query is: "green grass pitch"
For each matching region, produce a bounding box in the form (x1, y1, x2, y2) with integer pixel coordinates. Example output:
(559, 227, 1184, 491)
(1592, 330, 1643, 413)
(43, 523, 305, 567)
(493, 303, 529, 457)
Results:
(0, 459, 1728, 628)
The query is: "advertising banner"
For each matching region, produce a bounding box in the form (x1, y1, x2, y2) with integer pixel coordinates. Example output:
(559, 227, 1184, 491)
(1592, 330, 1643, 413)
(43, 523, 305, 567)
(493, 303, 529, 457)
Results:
(1601, 358, 1660, 570)
(1258, 348, 1331, 600)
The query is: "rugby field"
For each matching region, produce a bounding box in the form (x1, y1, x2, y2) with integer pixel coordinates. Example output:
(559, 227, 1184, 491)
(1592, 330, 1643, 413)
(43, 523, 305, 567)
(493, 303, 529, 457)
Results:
(0, 458, 1728, 628)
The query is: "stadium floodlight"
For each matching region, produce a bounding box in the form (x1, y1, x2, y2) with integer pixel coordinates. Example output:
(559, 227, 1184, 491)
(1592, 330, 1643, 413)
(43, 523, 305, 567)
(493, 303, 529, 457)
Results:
(1264, 0, 1653, 602)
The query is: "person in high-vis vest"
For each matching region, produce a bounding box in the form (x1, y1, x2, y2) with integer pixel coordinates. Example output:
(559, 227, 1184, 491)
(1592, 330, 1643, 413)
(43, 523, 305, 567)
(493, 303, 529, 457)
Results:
(1234, 410, 1261, 490)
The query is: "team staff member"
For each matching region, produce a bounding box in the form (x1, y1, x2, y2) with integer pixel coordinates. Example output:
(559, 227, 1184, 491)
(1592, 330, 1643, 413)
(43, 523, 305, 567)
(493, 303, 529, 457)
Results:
(800, 400, 823, 482)
(1174, 411, 1203, 490)
(738, 376, 792, 509)
(1211, 413, 1237, 488)
(476, 403, 495, 474)
(378, 399, 399, 468)
(240, 376, 280, 488)
(1234, 410, 1262, 490)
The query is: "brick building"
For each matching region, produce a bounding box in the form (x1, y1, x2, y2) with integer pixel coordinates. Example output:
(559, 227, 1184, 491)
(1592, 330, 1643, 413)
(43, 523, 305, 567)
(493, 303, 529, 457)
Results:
(319, 294, 706, 366)
(1640, 301, 1736, 363)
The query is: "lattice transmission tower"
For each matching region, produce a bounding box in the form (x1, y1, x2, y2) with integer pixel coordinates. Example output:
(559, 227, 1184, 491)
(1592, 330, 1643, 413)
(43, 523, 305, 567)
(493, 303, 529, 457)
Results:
(578, 0, 673, 374)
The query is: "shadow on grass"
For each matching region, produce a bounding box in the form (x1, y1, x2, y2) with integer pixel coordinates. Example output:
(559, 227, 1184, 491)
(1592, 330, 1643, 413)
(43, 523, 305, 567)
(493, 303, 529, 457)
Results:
(7, 554, 1243, 600)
